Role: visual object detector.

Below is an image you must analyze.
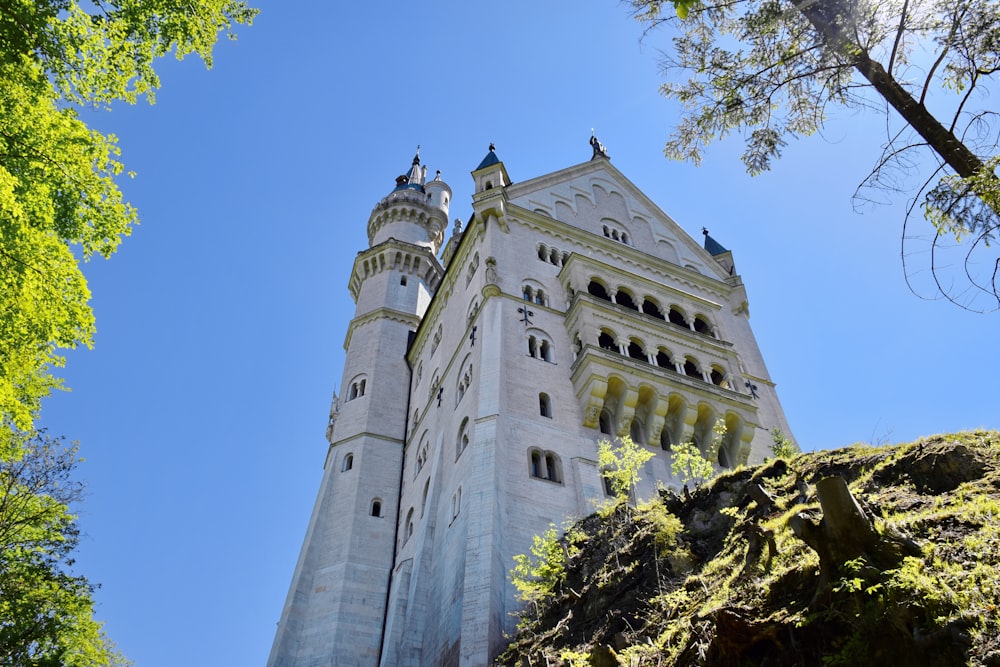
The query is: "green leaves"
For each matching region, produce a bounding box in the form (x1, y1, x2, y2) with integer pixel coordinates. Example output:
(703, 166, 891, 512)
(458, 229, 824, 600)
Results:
(598, 435, 655, 503)
(0, 0, 255, 437)
(0, 3, 255, 663)
(0, 431, 128, 667)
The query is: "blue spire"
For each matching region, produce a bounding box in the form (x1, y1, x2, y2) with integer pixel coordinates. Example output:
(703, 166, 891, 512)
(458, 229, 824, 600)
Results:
(702, 227, 728, 255)
(475, 143, 500, 170)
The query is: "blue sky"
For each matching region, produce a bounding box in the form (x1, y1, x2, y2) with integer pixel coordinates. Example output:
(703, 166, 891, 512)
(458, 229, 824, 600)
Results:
(37, 1, 997, 665)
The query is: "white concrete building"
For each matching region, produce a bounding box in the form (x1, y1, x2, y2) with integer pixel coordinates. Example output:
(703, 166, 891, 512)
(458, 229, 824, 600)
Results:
(267, 142, 794, 667)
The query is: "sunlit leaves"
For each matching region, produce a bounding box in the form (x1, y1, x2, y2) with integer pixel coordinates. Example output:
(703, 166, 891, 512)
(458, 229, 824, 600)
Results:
(0, 1, 256, 437)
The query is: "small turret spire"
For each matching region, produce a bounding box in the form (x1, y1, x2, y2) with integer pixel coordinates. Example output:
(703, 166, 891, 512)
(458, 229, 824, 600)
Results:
(406, 145, 423, 186)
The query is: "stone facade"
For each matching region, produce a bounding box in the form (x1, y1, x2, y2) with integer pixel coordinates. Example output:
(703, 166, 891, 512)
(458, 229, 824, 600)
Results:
(267, 146, 794, 667)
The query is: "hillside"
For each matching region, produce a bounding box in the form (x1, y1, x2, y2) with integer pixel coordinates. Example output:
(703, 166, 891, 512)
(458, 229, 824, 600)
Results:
(497, 431, 1000, 666)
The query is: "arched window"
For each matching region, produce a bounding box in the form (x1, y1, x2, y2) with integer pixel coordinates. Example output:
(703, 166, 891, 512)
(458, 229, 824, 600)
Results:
(598, 331, 617, 352)
(348, 375, 367, 401)
(528, 332, 553, 362)
(431, 325, 442, 355)
(684, 358, 701, 379)
(342, 453, 354, 472)
(693, 315, 714, 337)
(456, 364, 472, 406)
(456, 418, 470, 459)
(528, 448, 563, 483)
(660, 425, 673, 451)
(371, 499, 382, 517)
(534, 289, 546, 306)
(415, 436, 429, 475)
(668, 307, 687, 327)
(546, 453, 562, 482)
(599, 409, 613, 435)
(451, 486, 462, 520)
(656, 349, 673, 369)
(627, 339, 645, 361)
(405, 508, 415, 542)
(400, 275, 408, 286)
(630, 418, 644, 445)
(616, 289, 638, 310)
(642, 298, 665, 319)
(537, 244, 548, 261)
(588, 280, 611, 301)
(539, 393, 552, 418)
(710, 366, 729, 388)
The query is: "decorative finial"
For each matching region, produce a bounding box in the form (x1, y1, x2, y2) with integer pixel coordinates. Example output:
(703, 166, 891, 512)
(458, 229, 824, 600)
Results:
(702, 227, 709, 235)
(589, 133, 608, 160)
(488, 142, 496, 152)
(453, 218, 463, 234)
(412, 145, 421, 166)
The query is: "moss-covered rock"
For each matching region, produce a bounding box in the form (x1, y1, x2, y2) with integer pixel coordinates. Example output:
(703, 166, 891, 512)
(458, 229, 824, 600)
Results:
(496, 430, 1000, 667)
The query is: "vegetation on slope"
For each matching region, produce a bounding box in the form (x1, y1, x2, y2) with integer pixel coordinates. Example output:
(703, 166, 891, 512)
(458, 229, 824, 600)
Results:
(498, 430, 1000, 666)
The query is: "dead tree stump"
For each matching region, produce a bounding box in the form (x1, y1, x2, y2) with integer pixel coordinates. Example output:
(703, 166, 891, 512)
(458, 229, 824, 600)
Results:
(788, 476, 917, 591)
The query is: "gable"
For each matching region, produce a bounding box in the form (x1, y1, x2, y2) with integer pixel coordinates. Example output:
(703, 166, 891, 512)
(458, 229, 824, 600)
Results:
(506, 160, 725, 279)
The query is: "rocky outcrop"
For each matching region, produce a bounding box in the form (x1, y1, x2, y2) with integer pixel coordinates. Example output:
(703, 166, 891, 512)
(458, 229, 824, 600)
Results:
(497, 430, 1000, 666)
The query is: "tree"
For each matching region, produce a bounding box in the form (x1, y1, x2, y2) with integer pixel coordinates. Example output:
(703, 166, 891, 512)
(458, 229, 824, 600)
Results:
(670, 439, 716, 487)
(598, 435, 655, 504)
(0, 0, 258, 444)
(0, 3, 255, 662)
(770, 427, 798, 459)
(0, 431, 127, 666)
(630, 0, 1000, 311)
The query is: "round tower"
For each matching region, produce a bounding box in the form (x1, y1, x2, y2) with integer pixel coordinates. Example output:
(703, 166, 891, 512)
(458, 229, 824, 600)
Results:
(367, 150, 450, 252)
(267, 151, 448, 667)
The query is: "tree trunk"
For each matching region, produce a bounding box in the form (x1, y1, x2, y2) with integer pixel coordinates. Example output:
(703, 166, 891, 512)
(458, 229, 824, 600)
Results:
(788, 476, 879, 590)
(789, 476, 920, 592)
(789, 0, 988, 180)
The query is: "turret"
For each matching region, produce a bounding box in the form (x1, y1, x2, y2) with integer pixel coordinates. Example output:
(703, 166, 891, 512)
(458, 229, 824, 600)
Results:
(367, 149, 450, 253)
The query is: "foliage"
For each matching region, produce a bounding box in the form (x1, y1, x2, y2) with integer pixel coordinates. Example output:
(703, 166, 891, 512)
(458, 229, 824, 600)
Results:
(0, 0, 257, 440)
(0, 3, 255, 663)
(511, 524, 586, 606)
(0, 431, 127, 666)
(630, 0, 1000, 310)
(637, 498, 683, 550)
(770, 427, 797, 460)
(498, 430, 1000, 667)
(598, 435, 655, 504)
(671, 436, 717, 487)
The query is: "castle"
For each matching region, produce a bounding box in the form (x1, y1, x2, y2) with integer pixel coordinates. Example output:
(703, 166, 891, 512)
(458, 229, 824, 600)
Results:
(266, 142, 794, 666)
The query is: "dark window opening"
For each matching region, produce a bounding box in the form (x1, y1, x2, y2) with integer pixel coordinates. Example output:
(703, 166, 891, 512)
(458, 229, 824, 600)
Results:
(627, 341, 645, 361)
(598, 332, 617, 352)
(588, 281, 611, 301)
(668, 308, 687, 327)
(642, 299, 664, 319)
(617, 291, 638, 310)
(684, 360, 701, 379)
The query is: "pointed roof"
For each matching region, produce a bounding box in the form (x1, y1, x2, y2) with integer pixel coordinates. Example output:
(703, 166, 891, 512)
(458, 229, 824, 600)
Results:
(475, 143, 500, 170)
(702, 228, 729, 255)
(393, 148, 426, 192)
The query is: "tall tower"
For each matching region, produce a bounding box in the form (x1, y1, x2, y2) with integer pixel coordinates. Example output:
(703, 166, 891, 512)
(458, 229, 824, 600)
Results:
(270, 143, 795, 667)
(267, 152, 450, 666)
